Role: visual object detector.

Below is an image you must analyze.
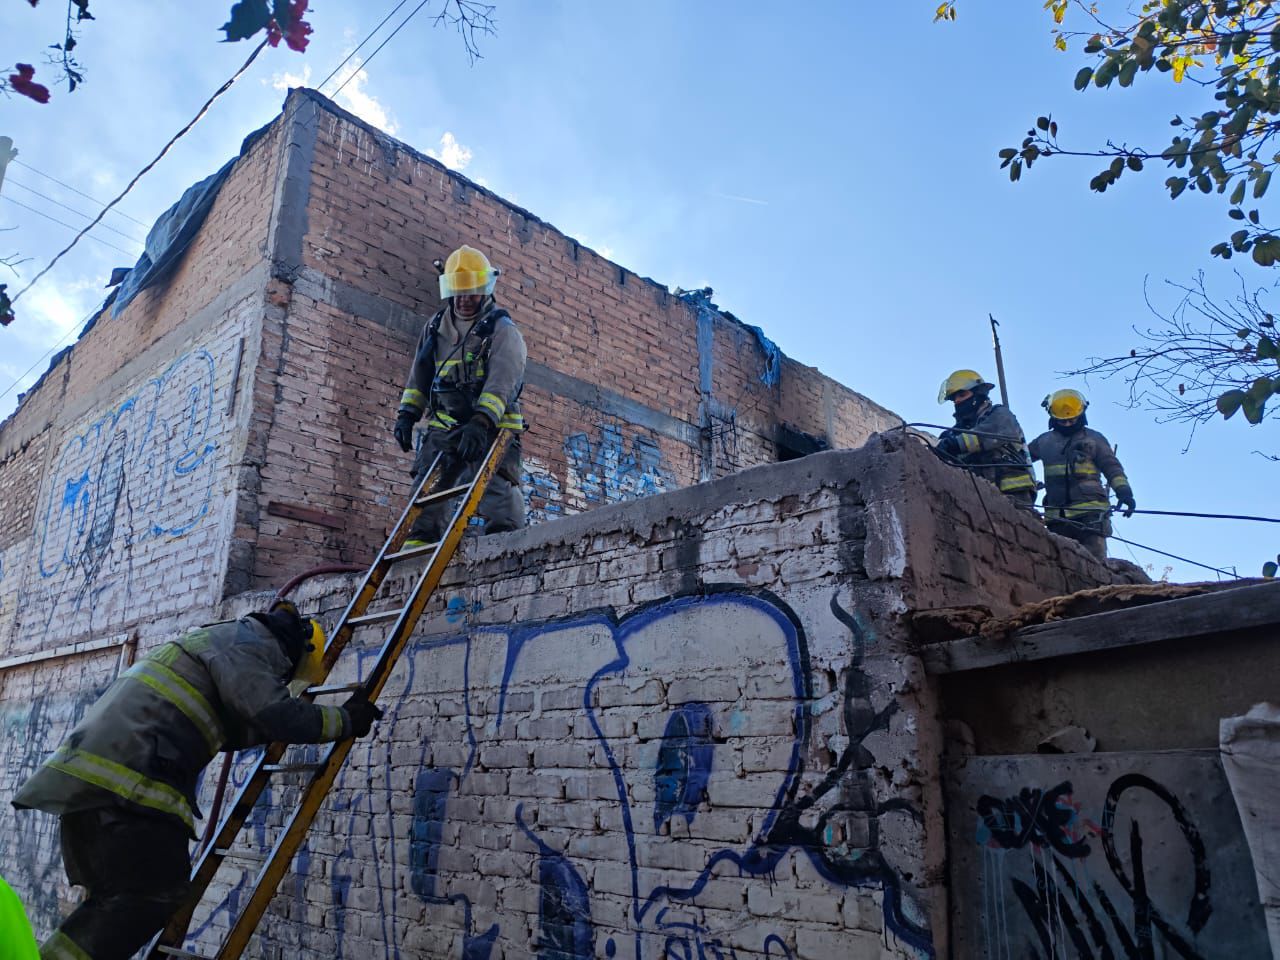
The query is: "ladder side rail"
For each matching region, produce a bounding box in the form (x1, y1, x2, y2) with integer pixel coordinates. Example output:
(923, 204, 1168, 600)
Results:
(211, 431, 512, 958)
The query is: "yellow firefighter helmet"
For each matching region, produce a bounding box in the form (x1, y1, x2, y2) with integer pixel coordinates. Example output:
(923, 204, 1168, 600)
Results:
(439, 245, 498, 300)
(1043, 388, 1087, 420)
(938, 369, 994, 404)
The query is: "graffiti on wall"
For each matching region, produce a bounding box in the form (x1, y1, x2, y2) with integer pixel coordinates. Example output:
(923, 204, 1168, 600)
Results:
(1, 682, 110, 921)
(179, 589, 930, 959)
(524, 424, 672, 523)
(949, 754, 1270, 959)
(12, 349, 220, 639)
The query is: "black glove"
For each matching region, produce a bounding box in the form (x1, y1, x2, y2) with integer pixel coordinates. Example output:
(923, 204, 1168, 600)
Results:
(452, 413, 494, 463)
(1116, 490, 1136, 518)
(342, 693, 384, 738)
(936, 430, 962, 457)
(394, 411, 416, 453)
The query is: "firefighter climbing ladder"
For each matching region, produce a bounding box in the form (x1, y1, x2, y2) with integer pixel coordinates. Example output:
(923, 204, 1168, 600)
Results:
(145, 429, 515, 960)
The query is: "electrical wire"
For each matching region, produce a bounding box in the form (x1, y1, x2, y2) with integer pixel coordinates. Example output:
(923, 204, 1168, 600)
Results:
(331, 0, 433, 98)
(1108, 535, 1237, 579)
(10, 158, 151, 228)
(2, 196, 138, 257)
(5, 179, 147, 246)
(7, 39, 268, 309)
(317, 0, 413, 92)
(0, 300, 106, 404)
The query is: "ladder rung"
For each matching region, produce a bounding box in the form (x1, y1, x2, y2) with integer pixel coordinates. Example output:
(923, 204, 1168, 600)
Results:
(214, 847, 268, 861)
(305, 682, 366, 696)
(414, 483, 469, 506)
(157, 948, 208, 959)
(347, 609, 403, 628)
(385, 541, 440, 563)
(263, 762, 323, 774)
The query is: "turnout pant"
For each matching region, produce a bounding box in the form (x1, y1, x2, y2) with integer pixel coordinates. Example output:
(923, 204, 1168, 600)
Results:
(41, 808, 190, 960)
(409, 428, 525, 541)
(1046, 516, 1108, 560)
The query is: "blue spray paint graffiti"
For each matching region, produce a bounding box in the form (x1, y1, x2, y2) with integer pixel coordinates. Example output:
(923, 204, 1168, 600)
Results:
(564, 424, 668, 505)
(19, 349, 219, 634)
(183, 589, 929, 959)
(653, 702, 714, 833)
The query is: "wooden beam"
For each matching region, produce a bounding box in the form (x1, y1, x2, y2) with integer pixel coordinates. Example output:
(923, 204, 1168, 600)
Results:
(0, 632, 132, 671)
(267, 500, 345, 531)
(922, 581, 1280, 674)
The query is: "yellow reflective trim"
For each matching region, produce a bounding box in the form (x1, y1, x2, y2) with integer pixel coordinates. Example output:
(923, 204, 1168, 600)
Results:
(1072, 462, 1099, 476)
(400, 388, 428, 410)
(149, 642, 182, 667)
(127, 660, 224, 754)
(999, 474, 1036, 491)
(434, 359, 461, 374)
(476, 392, 505, 420)
(960, 433, 981, 453)
(41, 931, 92, 960)
(1044, 464, 1068, 477)
(497, 413, 524, 429)
(46, 746, 195, 832)
(320, 705, 345, 741)
(1112, 474, 1129, 488)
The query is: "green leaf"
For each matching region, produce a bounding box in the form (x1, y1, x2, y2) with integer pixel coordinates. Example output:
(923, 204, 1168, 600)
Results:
(1119, 59, 1139, 87)
(1265, 560, 1279, 579)
(1258, 336, 1280, 360)
(1238, 328, 1253, 339)
(1217, 389, 1246, 418)
(1256, 169, 1273, 199)
(998, 148, 1017, 160)
(1036, 116, 1050, 131)
(220, 0, 271, 42)
(1127, 155, 1144, 171)
(1168, 176, 1188, 198)
(1230, 207, 1246, 219)
(1242, 393, 1267, 424)
(1197, 174, 1213, 193)
(1231, 180, 1247, 205)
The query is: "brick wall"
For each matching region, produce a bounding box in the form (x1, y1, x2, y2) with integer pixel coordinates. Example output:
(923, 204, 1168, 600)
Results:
(243, 90, 902, 588)
(0, 119, 284, 653)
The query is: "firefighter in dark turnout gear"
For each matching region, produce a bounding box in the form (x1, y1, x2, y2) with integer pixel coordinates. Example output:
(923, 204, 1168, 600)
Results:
(394, 245, 527, 546)
(12, 602, 383, 960)
(935, 369, 1038, 506)
(1029, 388, 1135, 560)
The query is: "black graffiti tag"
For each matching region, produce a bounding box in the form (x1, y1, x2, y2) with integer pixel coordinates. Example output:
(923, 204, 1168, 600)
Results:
(977, 781, 1092, 859)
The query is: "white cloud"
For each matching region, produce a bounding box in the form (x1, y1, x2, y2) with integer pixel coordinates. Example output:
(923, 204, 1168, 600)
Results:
(327, 60, 398, 135)
(271, 64, 313, 92)
(427, 132, 473, 171)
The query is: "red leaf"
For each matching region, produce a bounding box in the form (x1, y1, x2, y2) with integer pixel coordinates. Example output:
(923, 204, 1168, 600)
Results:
(8, 64, 51, 104)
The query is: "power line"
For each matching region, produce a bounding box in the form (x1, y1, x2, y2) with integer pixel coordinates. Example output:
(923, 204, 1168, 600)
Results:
(331, 0, 433, 98)
(0, 300, 104, 404)
(1109, 534, 1237, 579)
(2, 195, 139, 257)
(10, 158, 151, 228)
(318, 0, 413, 92)
(8, 39, 268, 309)
(6, 178, 147, 246)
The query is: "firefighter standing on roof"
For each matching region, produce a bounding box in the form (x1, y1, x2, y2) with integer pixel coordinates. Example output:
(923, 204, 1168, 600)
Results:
(935, 369, 1038, 507)
(11, 601, 382, 960)
(394, 245, 527, 545)
(1029, 388, 1135, 560)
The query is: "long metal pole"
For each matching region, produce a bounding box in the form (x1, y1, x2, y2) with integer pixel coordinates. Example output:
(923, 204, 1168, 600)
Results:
(989, 313, 1009, 407)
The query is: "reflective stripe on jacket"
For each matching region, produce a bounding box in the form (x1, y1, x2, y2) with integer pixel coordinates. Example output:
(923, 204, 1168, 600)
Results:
(1029, 426, 1132, 519)
(12, 618, 350, 837)
(398, 301, 527, 432)
(945, 403, 1037, 498)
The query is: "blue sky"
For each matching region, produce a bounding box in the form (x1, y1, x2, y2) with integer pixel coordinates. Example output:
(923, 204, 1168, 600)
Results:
(2, 1, 1276, 581)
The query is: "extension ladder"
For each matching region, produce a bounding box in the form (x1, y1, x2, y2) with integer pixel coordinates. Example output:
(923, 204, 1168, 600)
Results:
(145, 429, 515, 960)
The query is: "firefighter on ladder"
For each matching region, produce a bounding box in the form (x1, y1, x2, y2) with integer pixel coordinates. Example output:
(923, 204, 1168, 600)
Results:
(1029, 388, 1136, 559)
(393, 245, 528, 546)
(11, 602, 382, 960)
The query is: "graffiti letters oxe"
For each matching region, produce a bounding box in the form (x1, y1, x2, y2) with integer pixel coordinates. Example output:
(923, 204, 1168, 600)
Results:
(973, 773, 1239, 959)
